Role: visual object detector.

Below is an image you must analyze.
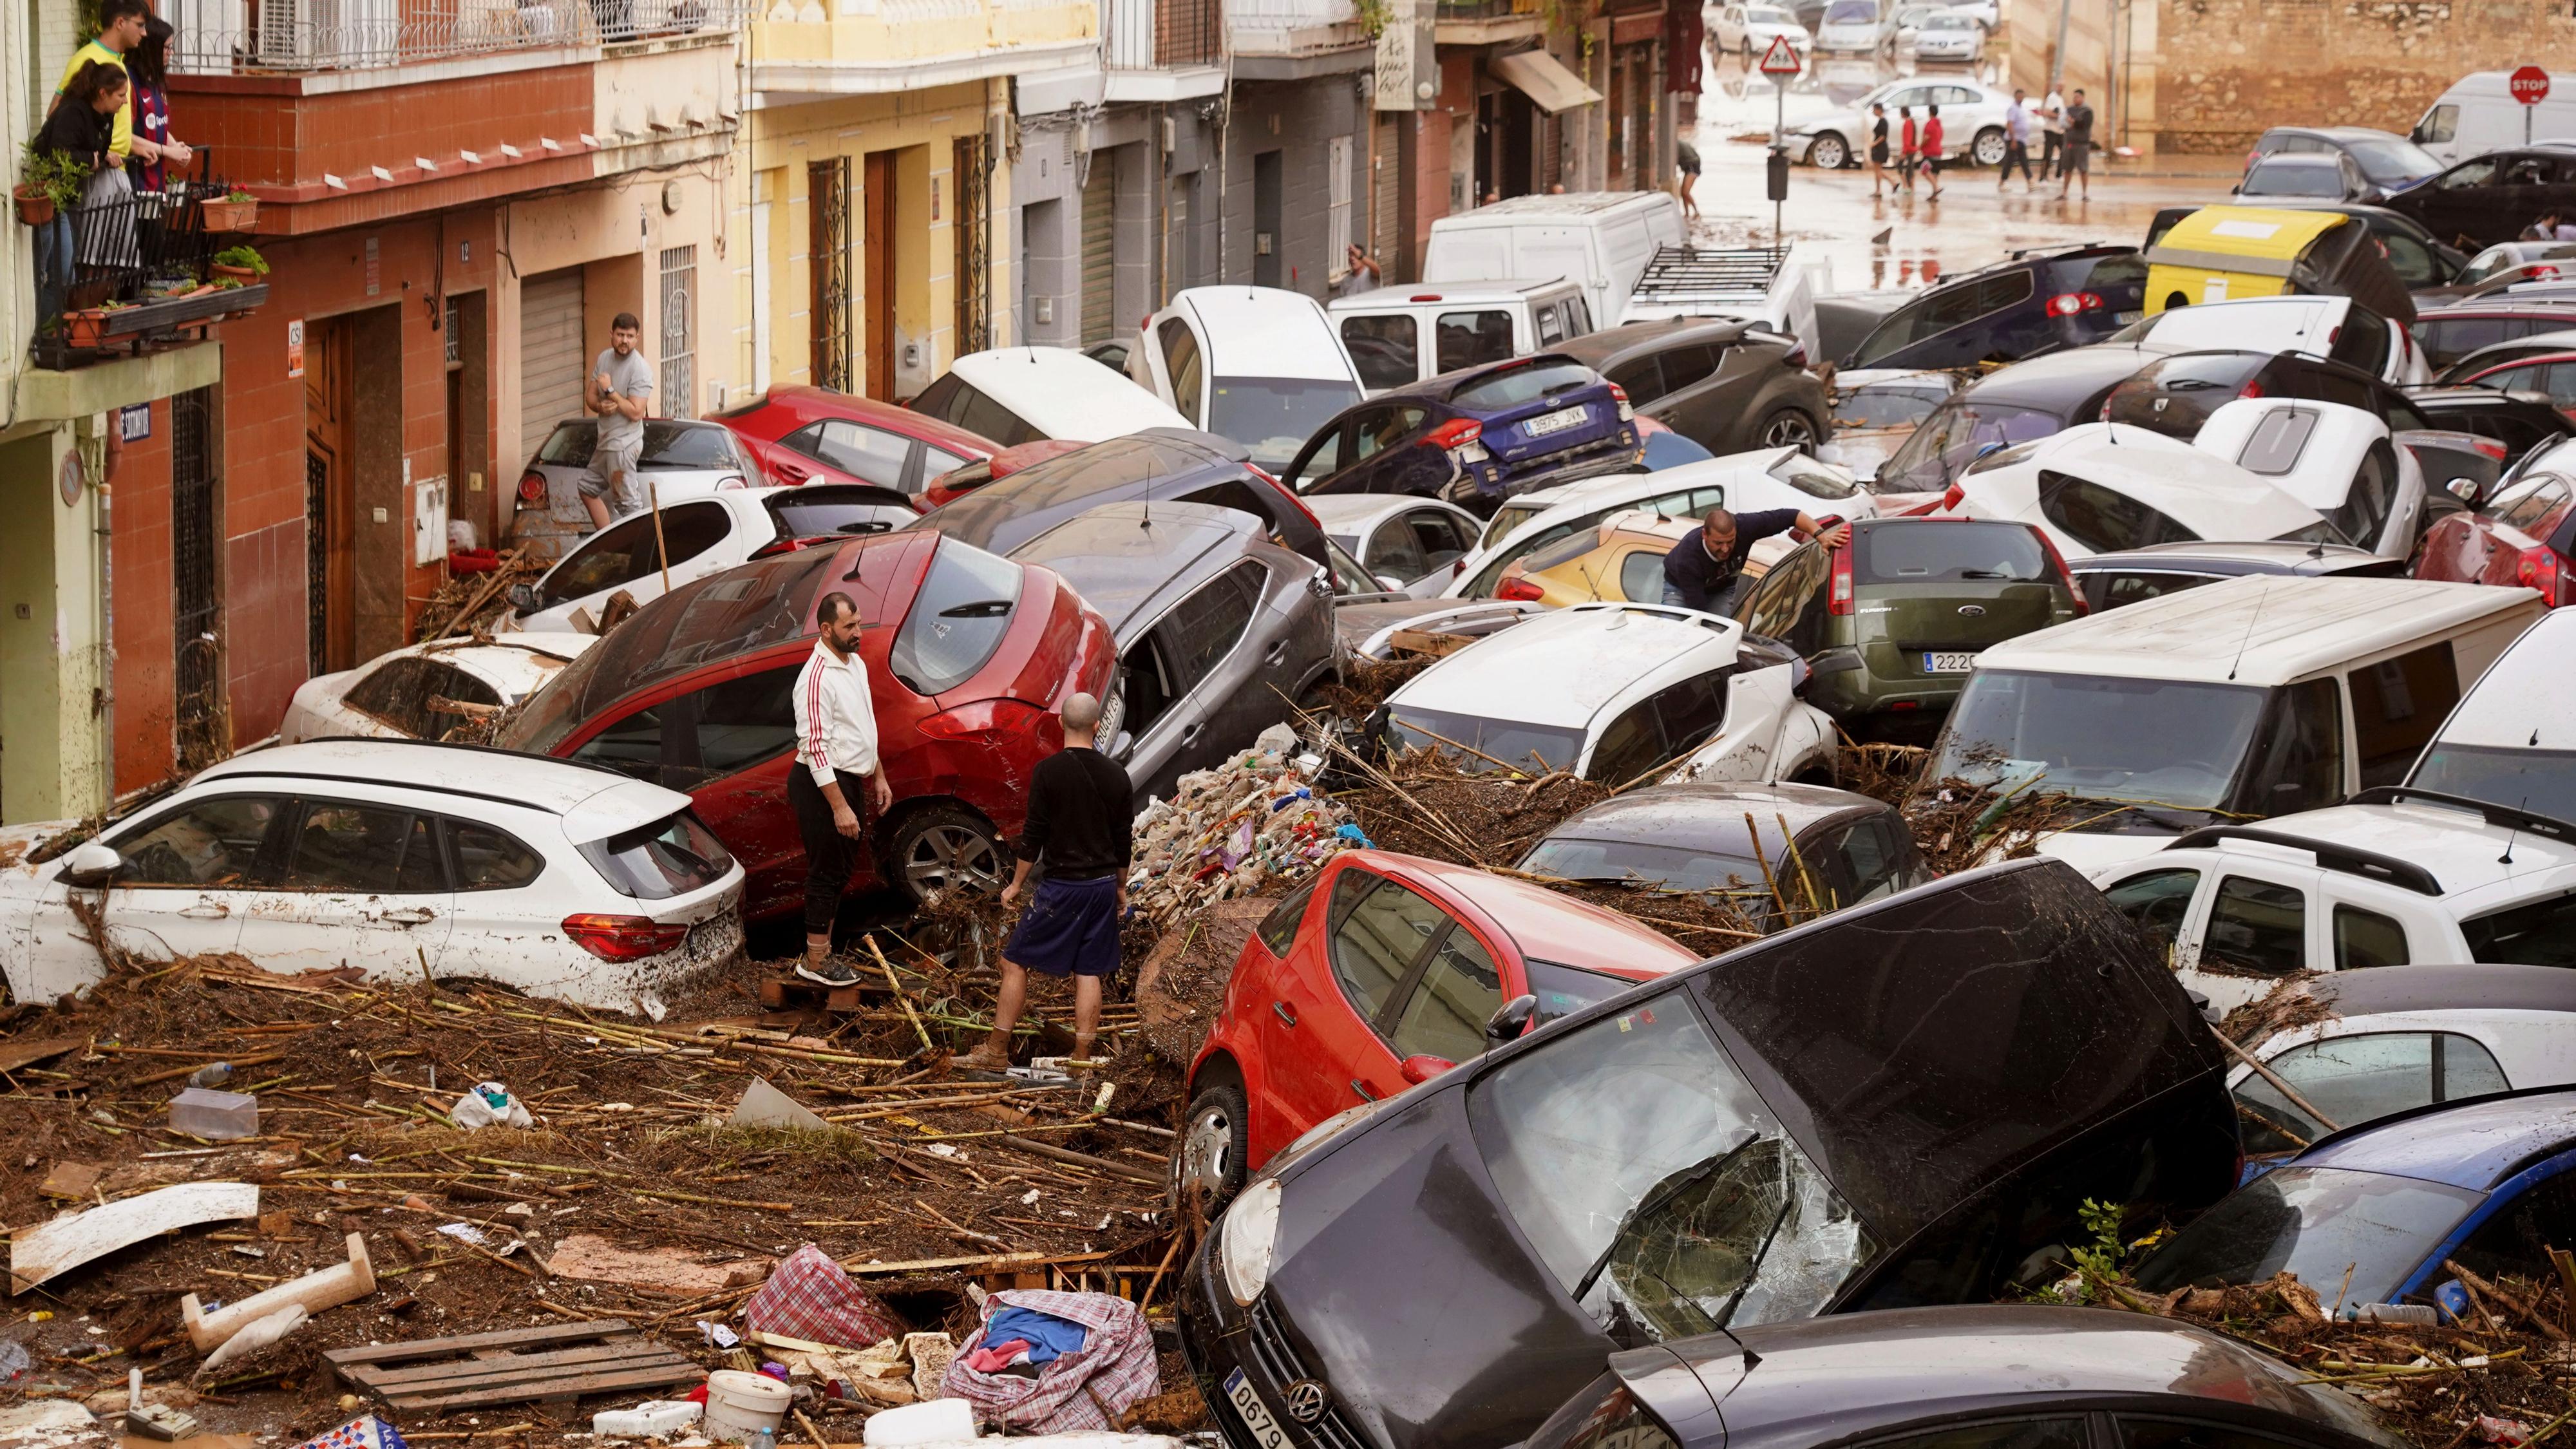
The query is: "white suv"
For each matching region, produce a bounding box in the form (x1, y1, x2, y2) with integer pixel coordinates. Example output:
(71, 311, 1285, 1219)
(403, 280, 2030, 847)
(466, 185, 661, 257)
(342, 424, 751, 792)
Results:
(0, 739, 744, 1014)
(2092, 788, 2576, 1012)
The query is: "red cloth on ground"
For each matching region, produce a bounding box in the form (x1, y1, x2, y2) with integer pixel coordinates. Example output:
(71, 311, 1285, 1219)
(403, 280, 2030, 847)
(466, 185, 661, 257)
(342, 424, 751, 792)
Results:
(741, 1244, 904, 1347)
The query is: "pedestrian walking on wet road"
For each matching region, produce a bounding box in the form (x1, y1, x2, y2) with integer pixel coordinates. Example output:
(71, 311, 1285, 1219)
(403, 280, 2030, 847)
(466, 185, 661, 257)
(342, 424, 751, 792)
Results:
(1898, 106, 1918, 193)
(2038, 87, 2065, 180)
(961, 692, 1135, 1072)
(1922, 106, 1946, 199)
(2060, 89, 2096, 199)
(1869, 103, 1890, 196)
(789, 590, 893, 987)
(1678, 131, 1703, 220)
(2000, 89, 2036, 189)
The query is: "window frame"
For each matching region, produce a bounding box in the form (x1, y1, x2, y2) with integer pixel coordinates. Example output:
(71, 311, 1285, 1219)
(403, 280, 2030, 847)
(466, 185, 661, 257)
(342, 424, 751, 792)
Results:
(104, 791, 291, 891)
(1323, 866, 1497, 1045)
(273, 798, 451, 895)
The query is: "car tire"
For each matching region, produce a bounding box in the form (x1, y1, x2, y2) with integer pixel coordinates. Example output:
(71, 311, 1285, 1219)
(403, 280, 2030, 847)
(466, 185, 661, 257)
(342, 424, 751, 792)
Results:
(1759, 408, 1822, 454)
(1808, 133, 1849, 171)
(881, 802, 1010, 903)
(1174, 1080, 1251, 1211)
(1971, 126, 2007, 167)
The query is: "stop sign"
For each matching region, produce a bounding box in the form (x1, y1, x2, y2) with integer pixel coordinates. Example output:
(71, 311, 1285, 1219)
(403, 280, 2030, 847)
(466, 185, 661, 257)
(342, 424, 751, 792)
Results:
(2512, 65, 2550, 105)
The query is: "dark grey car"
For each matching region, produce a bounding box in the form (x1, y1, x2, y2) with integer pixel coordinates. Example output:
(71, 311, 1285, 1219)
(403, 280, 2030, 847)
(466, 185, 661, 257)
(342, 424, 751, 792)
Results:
(1523, 1306, 2396, 1449)
(1550, 319, 1832, 457)
(1517, 781, 1929, 929)
(1005, 500, 1340, 807)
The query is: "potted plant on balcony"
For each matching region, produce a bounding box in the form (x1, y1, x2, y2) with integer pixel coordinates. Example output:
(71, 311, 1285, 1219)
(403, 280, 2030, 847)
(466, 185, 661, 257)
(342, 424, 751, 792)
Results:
(200, 188, 259, 231)
(211, 244, 269, 284)
(15, 144, 84, 226)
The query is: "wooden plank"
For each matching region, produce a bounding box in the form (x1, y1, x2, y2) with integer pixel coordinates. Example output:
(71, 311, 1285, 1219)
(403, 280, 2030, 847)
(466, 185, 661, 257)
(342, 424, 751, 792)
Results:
(1388, 627, 1474, 658)
(839, 1249, 1114, 1276)
(0, 1037, 81, 1075)
(354, 1342, 684, 1392)
(324, 1320, 634, 1368)
(11, 1182, 258, 1294)
(355, 1354, 696, 1406)
(386, 1360, 704, 1412)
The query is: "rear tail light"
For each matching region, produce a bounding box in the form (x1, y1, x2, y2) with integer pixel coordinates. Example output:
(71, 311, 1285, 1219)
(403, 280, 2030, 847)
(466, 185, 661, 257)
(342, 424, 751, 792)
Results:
(920, 699, 1047, 743)
(1940, 482, 1966, 513)
(1781, 343, 1808, 370)
(2533, 265, 2563, 283)
(1607, 383, 1634, 422)
(2470, 437, 2510, 461)
(716, 474, 750, 489)
(2032, 526, 2087, 614)
(2515, 545, 2570, 605)
(1247, 462, 1323, 533)
(2045, 292, 2103, 317)
(1495, 575, 1546, 601)
(749, 535, 836, 560)
(516, 471, 547, 504)
(1827, 545, 1854, 615)
(1426, 419, 1485, 451)
(561, 914, 690, 962)
(2239, 380, 2266, 400)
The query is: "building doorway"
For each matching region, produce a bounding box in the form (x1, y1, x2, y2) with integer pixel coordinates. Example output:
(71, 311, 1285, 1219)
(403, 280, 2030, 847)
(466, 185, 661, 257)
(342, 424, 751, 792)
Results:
(172, 386, 225, 770)
(810, 157, 853, 393)
(863, 151, 897, 399)
(303, 315, 355, 676)
(1253, 149, 1283, 289)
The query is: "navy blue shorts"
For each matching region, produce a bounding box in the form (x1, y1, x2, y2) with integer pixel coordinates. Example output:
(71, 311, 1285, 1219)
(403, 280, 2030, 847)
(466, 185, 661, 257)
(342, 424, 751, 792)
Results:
(1003, 875, 1122, 978)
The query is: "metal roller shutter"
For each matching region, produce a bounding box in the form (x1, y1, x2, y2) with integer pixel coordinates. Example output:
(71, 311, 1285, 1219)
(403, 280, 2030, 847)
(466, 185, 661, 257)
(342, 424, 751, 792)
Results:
(1372, 115, 1400, 274)
(518, 268, 587, 465)
(1081, 159, 1116, 345)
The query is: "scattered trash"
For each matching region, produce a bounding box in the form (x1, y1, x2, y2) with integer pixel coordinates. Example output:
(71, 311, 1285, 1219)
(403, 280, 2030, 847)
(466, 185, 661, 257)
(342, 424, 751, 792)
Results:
(904, 1330, 957, 1401)
(125, 1378, 200, 1443)
(196, 1303, 307, 1377)
(2478, 1416, 2535, 1446)
(0, 1401, 97, 1439)
(448, 1081, 534, 1130)
(594, 1399, 704, 1437)
(0, 1340, 29, 1384)
(743, 1245, 904, 1348)
(1128, 732, 1356, 925)
(435, 1222, 489, 1246)
(185, 1061, 234, 1088)
(182, 1232, 376, 1352)
(703, 1367, 794, 1441)
(943, 1289, 1159, 1434)
(700, 1320, 744, 1350)
(285, 1414, 410, 1449)
(865, 1397, 977, 1446)
(2347, 1302, 2439, 1325)
(8, 1181, 258, 1294)
(35, 1160, 101, 1200)
(168, 1086, 259, 1140)
(730, 1075, 832, 1132)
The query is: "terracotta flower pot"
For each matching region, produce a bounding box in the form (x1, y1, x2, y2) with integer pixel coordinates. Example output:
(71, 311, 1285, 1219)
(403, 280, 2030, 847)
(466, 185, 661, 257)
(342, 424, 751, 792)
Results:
(212, 263, 260, 283)
(13, 186, 55, 226)
(200, 197, 259, 231)
(63, 310, 108, 348)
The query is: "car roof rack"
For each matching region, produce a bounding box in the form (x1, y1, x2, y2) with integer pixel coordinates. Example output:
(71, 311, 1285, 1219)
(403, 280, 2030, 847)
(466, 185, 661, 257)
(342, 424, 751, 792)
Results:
(2348, 786, 2576, 843)
(2165, 824, 2445, 896)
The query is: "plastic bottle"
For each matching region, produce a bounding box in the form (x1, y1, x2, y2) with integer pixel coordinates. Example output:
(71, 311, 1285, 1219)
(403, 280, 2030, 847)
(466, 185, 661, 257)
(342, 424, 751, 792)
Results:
(186, 1062, 232, 1088)
(746, 1429, 778, 1449)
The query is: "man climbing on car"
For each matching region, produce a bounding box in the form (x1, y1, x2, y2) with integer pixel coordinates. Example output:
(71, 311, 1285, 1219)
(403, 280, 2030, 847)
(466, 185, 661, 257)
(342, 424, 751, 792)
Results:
(1662, 507, 1850, 616)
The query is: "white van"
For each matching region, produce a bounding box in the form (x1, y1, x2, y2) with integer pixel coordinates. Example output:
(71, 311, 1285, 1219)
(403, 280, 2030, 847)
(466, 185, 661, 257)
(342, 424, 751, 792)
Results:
(2405, 604, 2569, 822)
(2413, 70, 2576, 166)
(1129, 287, 1367, 472)
(1920, 574, 2547, 871)
(1421, 192, 1687, 328)
(1325, 279, 1596, 393)
(911, 346, 1193, 446)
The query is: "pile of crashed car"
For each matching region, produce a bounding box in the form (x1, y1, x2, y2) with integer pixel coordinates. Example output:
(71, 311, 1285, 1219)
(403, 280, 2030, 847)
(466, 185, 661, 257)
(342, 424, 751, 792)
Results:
(7, 182, 2576, 1448)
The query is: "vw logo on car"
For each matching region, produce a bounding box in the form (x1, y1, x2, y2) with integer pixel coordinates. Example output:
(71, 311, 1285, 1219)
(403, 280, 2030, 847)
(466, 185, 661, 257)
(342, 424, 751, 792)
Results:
(1283, 1379, 1332, 1424)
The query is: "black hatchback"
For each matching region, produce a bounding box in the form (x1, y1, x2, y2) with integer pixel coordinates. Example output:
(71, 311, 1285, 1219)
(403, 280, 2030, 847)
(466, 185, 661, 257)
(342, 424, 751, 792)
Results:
(1845, 245, 2148, 372)
(1177, 858, 2239, 1449)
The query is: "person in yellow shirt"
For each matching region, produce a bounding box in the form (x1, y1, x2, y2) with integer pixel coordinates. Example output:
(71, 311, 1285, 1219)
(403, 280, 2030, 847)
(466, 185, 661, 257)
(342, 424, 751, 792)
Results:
(52, 0, 155, 163)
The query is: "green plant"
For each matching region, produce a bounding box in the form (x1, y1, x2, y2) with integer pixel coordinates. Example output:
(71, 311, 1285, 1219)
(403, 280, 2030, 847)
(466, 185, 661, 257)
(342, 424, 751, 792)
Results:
(19, 143, 88, 211)
(211, 277, 244, 290)
(225, 188, 254, 202)
(212, 244, 269, 276)
(1352, 0, 1390, 36)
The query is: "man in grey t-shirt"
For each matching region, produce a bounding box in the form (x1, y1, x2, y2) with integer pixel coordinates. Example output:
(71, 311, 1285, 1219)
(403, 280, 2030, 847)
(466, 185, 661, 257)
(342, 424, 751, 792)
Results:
(581, 312, 654, 527)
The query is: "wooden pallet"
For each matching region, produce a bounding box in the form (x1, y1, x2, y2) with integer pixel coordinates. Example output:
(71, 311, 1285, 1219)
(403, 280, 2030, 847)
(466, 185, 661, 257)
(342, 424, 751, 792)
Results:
(324, 1320, 699, 1414)
(755, 972, 887, 1014)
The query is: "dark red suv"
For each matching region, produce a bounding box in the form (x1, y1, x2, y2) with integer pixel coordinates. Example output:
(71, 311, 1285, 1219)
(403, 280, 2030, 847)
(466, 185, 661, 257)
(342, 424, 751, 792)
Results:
(497, 531, 1116, 920)
(715, 386, 999, 503)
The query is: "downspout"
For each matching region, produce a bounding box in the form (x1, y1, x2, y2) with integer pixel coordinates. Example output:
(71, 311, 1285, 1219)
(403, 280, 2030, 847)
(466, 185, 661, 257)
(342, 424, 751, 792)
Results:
(94, 424, 116, 805)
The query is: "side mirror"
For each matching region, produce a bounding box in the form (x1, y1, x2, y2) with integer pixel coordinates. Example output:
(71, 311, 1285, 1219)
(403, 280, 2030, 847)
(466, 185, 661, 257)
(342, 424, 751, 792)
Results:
(1376, 574, 1407, 592)
(1399, 1054, 1455, 1084)
(2447, 476, 2485, 504)
(507, 583, 539, 612)
(58, 842, 122, 889)
(1484, 993, 1540, 1045)
(1108, 729, 1135, 761)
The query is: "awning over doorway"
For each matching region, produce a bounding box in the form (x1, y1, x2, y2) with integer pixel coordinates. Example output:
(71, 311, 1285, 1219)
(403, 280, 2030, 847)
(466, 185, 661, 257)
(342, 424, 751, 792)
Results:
(1492, 49, 1602, 113)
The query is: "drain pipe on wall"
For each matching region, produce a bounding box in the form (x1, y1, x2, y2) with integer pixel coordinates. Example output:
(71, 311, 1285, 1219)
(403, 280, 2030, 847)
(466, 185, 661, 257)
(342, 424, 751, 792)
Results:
(94, 417, 117, 808)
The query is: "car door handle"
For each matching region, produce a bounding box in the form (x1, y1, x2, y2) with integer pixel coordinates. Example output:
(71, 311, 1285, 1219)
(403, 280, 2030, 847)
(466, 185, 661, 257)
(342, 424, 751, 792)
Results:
(382, 907, 436, 926)
(1264, 639, 1290, 665)
(1351, 1079, 1380, 1103)
(179, 903, 229, 920)
(1273, 1002, 1298, 1027)
(1179, 721, 1205, 746)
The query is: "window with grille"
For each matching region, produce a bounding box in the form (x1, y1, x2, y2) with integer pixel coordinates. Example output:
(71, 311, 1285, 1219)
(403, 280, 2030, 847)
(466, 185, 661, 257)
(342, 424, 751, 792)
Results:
(659, 245, 697, 419)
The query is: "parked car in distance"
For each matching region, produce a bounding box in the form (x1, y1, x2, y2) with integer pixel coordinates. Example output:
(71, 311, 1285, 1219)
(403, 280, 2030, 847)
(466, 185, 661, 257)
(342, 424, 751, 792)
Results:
(2225, 965, 2576, 1165)
(2070, 539, 2403, 612)
(2452, 349, 2576, 419)
(920, 438, 1089, 511)
(916, 429, 1331, 567)
(1130, 287, 1367, 472)
(2132, 1088, 2576, 1322)
(710, 386, 996, 502)
(1790, 78, 2014, 170)
(1812, 0, 1893, 52)
(511, 419, 764, 567)
(1177, 858, 2240, 1449)
(1282, 354, 1640, 511)
(279, 635, 594, 744)
(1937, 423, 2337, 563)
(1846, 246, 2147, 372)
(2407, 605, 2576, 819)
(1305, 495, 1485, 598)
(1735, 516, 2084, 732)
(2410, 299, 2576, 370)
(2176, 200, 2468, 291)
(2237, 151, 2371, 202)
(1904, 9, 1983, 59)
(2432, 242, 2576, 302)
(1522, 1307, 2396, 1449)
(501, 484, 915, 636)
(1550, 317, 1830, 457)
(1926, 575, 2546, 871)
(1517, 781, 1929, 928)
(0, 739, 744, 1012)
(2380, 147, 2576, 249)
(494, 531, 1118, 920)
(1709, 1, 1811, 53)
(1330, 280, 1596, 393)
(1173, 846, 1698, 1202)
(2111, 294, 2431, 386)
(2417, 460, 2576, 605)
(2410, 70, 2576, 166)
(909, 345, 1193, 448)
(1817, 367, 1960, 484)
(1873, 343, 2164, 497)
(2247, 124, 2445, 198)
(1379, 602, 1839, 786)
(1004, 502, 1338, 808)
(2434, 325, 2576, 382)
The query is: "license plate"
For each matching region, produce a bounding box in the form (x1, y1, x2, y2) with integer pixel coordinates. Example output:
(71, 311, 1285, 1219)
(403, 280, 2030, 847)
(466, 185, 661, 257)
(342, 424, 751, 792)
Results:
(2113, 310, 2143, 325)
(1522, 406, 1591, 438)
(1226, 1370, 1292, 1449)
(1924, 651, 1978, 673)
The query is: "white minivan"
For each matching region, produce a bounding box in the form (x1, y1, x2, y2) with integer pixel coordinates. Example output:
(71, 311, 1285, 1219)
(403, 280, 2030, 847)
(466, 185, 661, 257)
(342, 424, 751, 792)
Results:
(2405, 604, 2571, 822)
(1130, 287, 1367, 473)
(2412, 70, 2576, 166)
(1421, 192, 1687, 328)
(1327, 279, 1596, 392)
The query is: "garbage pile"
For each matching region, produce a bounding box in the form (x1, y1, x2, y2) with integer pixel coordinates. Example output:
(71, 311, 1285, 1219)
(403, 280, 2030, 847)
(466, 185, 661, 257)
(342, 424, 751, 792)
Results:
(1126, 725, 1363, 926)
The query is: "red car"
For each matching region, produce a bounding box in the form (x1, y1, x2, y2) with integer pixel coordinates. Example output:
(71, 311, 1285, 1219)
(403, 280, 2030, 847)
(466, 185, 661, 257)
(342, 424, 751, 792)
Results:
(921, 438, 1090, 511)
(495, 530, 1116, 921)
(1176, 849, 1699, 1203)
(714, 386, 999, 504)
(2416, 462, 2576, 606)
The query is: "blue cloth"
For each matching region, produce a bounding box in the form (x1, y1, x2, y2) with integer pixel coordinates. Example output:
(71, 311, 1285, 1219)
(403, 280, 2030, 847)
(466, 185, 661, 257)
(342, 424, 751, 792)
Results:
(985, 1305, 1090, 1364)
(1001, 874, 1121, 979)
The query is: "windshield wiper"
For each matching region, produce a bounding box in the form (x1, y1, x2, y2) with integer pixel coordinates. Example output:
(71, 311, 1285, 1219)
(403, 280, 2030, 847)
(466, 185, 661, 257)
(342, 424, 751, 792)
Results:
(1571, 1133, 1767, 1304)
(1957, 568, 2012, 579)
(1707, 1193, 1797, 1331)
(939, 600, 1013, 618)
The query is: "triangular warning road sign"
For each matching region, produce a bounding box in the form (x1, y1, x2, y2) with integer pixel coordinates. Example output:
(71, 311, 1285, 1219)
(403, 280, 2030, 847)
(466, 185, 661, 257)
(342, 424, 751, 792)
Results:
(1757, 33, 1803, 76)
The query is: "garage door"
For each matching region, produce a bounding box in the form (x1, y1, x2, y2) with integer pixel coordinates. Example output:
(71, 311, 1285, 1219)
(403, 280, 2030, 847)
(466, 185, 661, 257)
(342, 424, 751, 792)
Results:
(1081, 159, 1115, 346)
(519, 268, 587, 466)
(1372, 115, 1400, 274)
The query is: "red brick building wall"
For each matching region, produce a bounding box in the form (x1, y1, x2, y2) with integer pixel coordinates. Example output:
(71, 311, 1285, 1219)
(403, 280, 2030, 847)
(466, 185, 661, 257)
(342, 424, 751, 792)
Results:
(109, 404, 176, 794)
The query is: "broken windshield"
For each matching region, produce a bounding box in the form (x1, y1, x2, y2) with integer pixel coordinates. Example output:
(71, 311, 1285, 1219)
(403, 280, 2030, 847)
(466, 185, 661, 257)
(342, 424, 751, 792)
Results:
(1466, 992, 1869, 1343)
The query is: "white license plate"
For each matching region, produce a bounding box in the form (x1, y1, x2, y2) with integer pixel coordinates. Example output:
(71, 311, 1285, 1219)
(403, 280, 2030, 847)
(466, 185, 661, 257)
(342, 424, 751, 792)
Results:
(1522, 406, 1591, 438)
(1924, 652, 1978, 673)
(2113, 310, 2143, 325)
(1226, 1370, 1293, 1449)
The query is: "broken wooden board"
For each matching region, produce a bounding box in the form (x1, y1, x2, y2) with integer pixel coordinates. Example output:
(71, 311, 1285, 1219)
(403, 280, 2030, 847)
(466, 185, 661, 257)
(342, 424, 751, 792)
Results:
(324, 1320, 699, 1413)
(1386, 627, 1477, 659)
(837, 1249, 1113, 1276)
(38, 1161, 102, 1200)
(0, 1036, 81, 1075)
(10, 1181, 258, 1294)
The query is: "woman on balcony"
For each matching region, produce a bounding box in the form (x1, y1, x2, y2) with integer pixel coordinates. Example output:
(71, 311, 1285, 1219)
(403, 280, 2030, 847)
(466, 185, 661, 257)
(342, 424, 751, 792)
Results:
(124, 18, 194, 270)
(32, 61, 126, 341)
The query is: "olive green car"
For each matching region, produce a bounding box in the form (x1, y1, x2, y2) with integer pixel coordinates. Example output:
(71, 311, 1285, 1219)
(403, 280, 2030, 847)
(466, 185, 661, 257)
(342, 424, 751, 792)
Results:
(1734, 516, 2083, 733)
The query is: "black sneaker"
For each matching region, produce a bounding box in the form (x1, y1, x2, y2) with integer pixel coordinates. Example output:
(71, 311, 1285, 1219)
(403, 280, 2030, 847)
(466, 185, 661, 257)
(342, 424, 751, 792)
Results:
(795, 959, 862, 987)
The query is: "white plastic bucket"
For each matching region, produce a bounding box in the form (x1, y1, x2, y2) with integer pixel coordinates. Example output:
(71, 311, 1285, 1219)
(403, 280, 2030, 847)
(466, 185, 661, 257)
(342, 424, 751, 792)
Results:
(703, 1369, 793, 1442)
(864, 1396, 978, 1447)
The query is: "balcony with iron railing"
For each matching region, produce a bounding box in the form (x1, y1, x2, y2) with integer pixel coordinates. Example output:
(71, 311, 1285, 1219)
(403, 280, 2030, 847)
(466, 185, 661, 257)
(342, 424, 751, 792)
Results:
(1432, 0, 1541, 39)
(749, 0, 1095, 95)
(21, 158, 269, 374)
(1225, 0, 1363, 59)
(164, 0, 743, 74)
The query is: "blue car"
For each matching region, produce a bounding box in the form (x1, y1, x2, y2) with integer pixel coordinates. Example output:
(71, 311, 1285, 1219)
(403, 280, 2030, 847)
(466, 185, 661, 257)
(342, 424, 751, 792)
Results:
(1274, 354, 1640, 514)
(2134, 1088, 2576, 1320)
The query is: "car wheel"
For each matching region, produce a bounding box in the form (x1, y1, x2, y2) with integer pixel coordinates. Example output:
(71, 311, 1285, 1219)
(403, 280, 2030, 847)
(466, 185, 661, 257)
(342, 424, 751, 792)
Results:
(1808, 133, 1848, 170)
(1971, 126, 2007, 166)
(1761, 408, 1821, 453)
(883, 803, 1010, 902)
(1173, 1081, 1251, 1211)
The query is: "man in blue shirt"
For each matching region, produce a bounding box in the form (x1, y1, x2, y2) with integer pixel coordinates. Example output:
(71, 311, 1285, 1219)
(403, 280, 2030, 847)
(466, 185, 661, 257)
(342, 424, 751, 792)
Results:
(1662, 507, 1849, 615)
